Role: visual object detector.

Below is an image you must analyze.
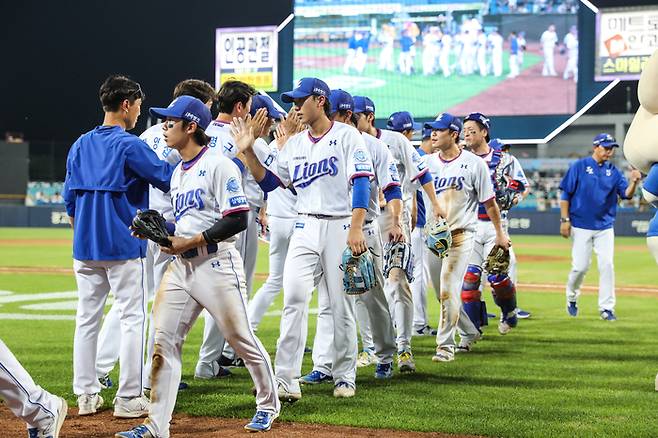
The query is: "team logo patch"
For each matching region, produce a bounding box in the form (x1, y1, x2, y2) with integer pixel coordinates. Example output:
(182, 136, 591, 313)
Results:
(606, 169, 611, 176)
(226, 177, 240, 193)
(353, 149, 367, 162)
(295, 222, 305, 229)
(586, 166, 593, 174)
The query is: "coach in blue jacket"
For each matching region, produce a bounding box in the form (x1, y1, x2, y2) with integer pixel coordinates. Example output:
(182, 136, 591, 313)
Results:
(558, 133, 641, 321)
(63, 75, 173, 418)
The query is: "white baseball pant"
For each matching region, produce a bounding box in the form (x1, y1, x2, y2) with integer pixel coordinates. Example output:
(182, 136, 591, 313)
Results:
(427, 231, 480, 351)
(378, 208, 414, 353)
(566, 227, 616, 311)
(146, 245, 279, 438)
(95, 240, 171, 389)
(0, 339, 61, 430)
(73, 258, 146, 398)
(247, 215, 297, 331)
(275, 216, 358, 394)
(410, 226, 430, 331)
(311, 221, 396, 374)
(648, 236, 658, 264)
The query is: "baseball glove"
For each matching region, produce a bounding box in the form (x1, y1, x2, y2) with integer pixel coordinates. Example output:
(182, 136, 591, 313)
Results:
(131, 209, 172, 247)
(495, 179, 525, 211)
(483, 244, 510, 275)
(341, 248, 376, 295)
(383, 241, 414, 281)
(425, 218, 452, 258)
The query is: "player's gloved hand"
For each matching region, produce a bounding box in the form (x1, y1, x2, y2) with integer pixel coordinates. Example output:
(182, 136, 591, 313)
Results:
(383, 241, 414, 281)
(131, 209, 172, 247)
(347, 226, 367, 256)
(484, 244, 511, 275)
(341, 247, 376, 295)
(425, 217, 452, 258)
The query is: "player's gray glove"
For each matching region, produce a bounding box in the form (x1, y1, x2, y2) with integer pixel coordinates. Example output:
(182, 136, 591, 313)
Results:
(131, 209, 172, 247)
(383, 241, 414, 282)
(341, 247, 376, 295)
(425, 217, 452, 258)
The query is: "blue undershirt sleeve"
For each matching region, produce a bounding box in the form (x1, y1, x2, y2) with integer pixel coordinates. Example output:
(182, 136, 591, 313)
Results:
(352, 176, 370, 209)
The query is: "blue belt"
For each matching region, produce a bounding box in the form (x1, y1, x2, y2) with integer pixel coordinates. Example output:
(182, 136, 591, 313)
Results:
(180, 243, 218, 259)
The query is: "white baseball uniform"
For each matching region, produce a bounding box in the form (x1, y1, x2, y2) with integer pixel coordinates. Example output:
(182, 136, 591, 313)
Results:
(488, 32, 504, 77)
(310, 132, 399, 374)
(145, 149, 279, 438)
(247, 140, 300, 331)
(95, 123, 179, 388)
(375, 128, 428, 353)
(0, 339, 64, 432)
(563, 32, 578, 81)
(541, 29, 558, 76)
(266, 121, 374, 395)
(424, 150, 494, 352)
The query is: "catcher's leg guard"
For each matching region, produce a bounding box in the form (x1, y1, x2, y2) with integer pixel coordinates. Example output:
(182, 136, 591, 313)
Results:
(488, 273, 517, 322)
(461, 265, 488, 329)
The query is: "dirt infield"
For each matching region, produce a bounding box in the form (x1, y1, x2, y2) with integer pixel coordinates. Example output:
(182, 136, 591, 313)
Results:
(0, 405, 476, 438)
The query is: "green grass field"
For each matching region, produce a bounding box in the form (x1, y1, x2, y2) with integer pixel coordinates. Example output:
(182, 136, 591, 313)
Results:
(294, 44, 542, 118)
(1, 228, 657, 437)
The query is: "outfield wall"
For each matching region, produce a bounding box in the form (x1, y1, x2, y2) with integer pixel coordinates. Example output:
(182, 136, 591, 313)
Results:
(0, 205, 653, 237)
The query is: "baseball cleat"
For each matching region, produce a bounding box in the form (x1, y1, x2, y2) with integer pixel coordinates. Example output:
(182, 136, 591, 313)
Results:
(244, 410, 278, 432)
(194, 360, 232, 379)
(356, 349, 376, 367)
(567, 301, 578, 317)
(77, 393, 103, 416)
(113, 395, 149, 418)
(300, 370, 332, 385)
(432, 348, 454, 363)
(333, 382, 356, 398)
(456, 331, 482, 353)
(277, 382, 301, 403)
(304, 346, 313, 354)
(516, 308, 531, 319)
(98, 373, 113, 390)
(374, 362, 393, 379)
(487, 313, 497, 319)
(397, 350, 416, 373)
(413, 325, 437, 336)
(217, 354, 245, 368)
(600, 309, 617, 321)
(114, 424, 154, 438)
(29, 396, 67, 438)
(498, 311, 518, 335)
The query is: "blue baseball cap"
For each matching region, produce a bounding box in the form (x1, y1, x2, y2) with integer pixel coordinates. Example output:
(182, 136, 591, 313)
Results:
(422, 127, 432, 139)
(328, 89, 354, 114)
(387, 111, 422, 132)
(463, 112, 491, 131)
(250, 94, 286, 120)
(593, 133, 619, 148)
(353, 96, 375, 114)
(424, 113, 462, 134)
(281, 77, 330, 103)
(149, 95, 212, 130)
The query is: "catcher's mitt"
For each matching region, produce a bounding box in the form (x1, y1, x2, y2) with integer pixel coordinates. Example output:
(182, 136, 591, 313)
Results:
(341, 248, 376, 295)
(425, 218, 452, 258)
(131, 209, 172, 247)
(483, 244, 510, 275)
(383, 241, 414, 281)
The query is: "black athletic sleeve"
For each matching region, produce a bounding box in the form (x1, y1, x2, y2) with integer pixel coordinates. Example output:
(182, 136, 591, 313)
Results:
(202, 210, 249, 244)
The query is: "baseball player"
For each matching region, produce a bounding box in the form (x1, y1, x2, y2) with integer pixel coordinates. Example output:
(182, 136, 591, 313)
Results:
(559, 133, 641, 320)
(94, 79, 218, 391)
(378, 24, 395, 72)
(196, 80, 258, 375)
(0, 339, 67, 437)
(302, 89, 400, 382)
(508, 32, 519, 78)
(399, 30, 415, 76)
(233, 77, 374, 400)
(439, 30, 453, 77)
(63, 75, 172, 417)
(343, 31, 360, 74)
(423, 113, 508, 363)
(563, 26, 578, 82)
(411, 127, 435, 336)
(116, 96, 280, 438)
(460, 113, 527, 337)
(488, 29, 504, 77)
(354, 99, 443, 372)
(476, 30, 488, 76)
(540, 24, 558, 76)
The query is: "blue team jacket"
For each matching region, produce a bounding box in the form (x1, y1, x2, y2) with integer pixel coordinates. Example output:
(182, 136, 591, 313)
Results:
(559, 156, 629, 230)
(63, 125, 173, 261)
